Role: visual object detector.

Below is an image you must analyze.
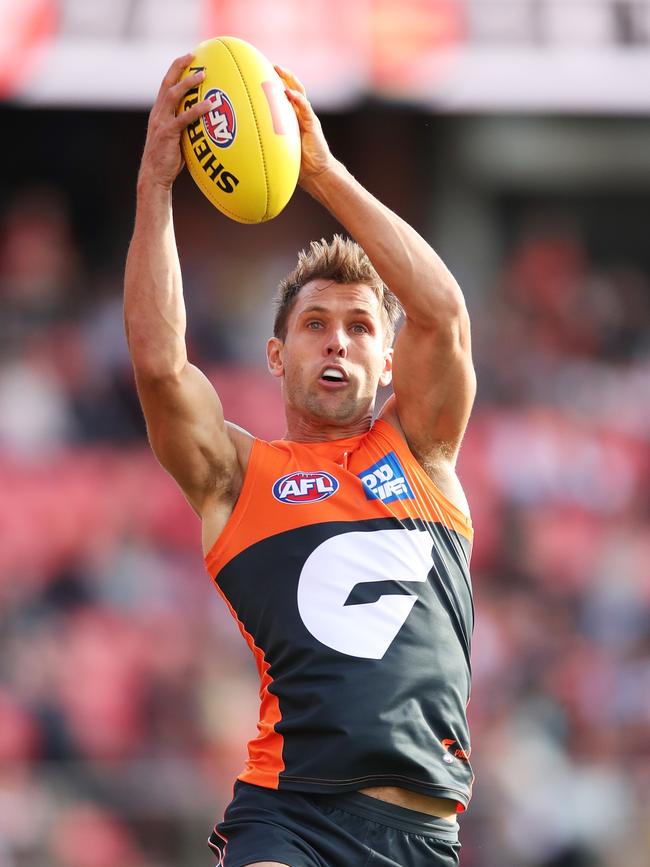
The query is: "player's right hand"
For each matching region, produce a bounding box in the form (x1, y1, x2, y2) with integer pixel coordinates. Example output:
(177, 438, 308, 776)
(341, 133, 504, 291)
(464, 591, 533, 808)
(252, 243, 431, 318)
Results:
(138, 53, 212, 191)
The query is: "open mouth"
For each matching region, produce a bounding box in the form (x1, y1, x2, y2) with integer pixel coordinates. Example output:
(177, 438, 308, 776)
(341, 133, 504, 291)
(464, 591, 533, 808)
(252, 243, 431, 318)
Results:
(320, 367, 348, 384)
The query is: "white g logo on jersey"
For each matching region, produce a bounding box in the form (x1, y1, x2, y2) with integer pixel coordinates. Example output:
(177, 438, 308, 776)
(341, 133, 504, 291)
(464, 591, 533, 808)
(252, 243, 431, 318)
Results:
(297, 528, 433, 659)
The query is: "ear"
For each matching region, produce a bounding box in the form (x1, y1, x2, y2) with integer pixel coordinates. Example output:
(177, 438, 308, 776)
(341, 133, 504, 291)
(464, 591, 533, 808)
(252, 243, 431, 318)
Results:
(379, 346, 393, 388)
(267, 336, 284, 378)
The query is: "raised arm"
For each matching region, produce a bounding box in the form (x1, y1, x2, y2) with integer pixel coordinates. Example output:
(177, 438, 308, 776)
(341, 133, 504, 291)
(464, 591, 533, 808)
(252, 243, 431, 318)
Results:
(278, 67, 476, 483)
(124, 55, 247, 528)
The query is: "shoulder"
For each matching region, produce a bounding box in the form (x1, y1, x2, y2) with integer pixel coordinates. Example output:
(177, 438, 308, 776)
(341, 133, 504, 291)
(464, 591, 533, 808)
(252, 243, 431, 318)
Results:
(376, 403, 471, 518)
(224, 422, 296, 484)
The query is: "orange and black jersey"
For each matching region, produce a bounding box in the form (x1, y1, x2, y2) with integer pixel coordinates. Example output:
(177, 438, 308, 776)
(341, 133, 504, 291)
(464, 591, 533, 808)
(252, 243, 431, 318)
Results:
(205, 419, 474, 811)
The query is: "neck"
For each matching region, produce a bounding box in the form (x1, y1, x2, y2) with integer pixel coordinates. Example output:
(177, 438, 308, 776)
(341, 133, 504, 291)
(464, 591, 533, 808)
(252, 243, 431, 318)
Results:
(283, 409, 374, 443)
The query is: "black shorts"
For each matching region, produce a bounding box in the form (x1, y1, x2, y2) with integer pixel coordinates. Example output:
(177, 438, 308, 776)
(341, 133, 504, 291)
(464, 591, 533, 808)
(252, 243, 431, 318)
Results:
(208, 781, 461, 867)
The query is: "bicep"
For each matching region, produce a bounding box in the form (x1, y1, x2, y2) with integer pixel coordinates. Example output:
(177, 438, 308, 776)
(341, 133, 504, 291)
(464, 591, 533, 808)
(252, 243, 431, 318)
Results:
(388, 306, 476, 465)
(134, 362, 239, 513)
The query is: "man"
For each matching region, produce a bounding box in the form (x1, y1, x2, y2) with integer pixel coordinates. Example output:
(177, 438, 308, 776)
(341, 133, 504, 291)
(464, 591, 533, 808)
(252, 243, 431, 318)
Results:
(125, 53, 476, 867)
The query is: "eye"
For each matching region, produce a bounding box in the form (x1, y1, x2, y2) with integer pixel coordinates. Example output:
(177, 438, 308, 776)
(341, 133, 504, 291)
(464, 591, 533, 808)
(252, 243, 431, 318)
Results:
(306, 320, 323, 330)
(351, 323, 369, 334)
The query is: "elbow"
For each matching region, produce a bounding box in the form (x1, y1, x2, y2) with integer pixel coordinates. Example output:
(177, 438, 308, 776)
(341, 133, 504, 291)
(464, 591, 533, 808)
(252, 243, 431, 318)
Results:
(436, 307, 472, 353)
(123, 298, 188, 380)
(131, 355, 187, 385)
(402, 259, 467, 325)
(128, 335, 187, 383)
(407, 288, 470, 338)
(125, 320, 187, 382)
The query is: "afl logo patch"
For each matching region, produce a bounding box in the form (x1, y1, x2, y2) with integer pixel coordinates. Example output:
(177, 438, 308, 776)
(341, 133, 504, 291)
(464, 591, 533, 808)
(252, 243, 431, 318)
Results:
(273, 471, 339, 505)
(203, 88, 237, 148)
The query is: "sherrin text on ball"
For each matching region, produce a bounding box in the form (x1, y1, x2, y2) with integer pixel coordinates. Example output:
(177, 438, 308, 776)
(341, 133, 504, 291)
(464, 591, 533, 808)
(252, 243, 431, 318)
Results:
(179, 36, 301, 223)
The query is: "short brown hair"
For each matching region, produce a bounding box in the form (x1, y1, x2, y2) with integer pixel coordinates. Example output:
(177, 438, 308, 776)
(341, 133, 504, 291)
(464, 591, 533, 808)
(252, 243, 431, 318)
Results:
(273, 235, 402, 342)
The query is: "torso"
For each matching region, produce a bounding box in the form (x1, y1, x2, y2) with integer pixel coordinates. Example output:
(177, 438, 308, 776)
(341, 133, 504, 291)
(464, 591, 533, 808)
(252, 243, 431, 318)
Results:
(201, 410, 469, 821)
(360, 786, 458, 821)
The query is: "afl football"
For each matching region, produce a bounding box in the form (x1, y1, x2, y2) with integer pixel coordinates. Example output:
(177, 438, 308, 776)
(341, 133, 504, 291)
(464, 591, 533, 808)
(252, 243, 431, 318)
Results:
(179, 36, 301, 223)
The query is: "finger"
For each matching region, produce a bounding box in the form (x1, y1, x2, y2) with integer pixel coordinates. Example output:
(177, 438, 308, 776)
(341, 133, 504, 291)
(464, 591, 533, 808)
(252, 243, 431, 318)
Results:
(275, 63, 304, 92)
(274, 63, 307, 96)
(175, 97, 213, 130)
(285, 87, 312, 115)
(167, 68, 205, 106)
(158, 52, 194, 97)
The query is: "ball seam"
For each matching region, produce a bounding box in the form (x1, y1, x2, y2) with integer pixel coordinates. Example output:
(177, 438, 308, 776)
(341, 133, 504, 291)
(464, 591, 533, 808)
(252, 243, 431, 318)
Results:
(220, 38, 270, 221)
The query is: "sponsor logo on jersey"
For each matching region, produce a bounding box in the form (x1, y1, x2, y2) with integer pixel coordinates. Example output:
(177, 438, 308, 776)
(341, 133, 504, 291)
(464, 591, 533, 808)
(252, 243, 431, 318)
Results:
(203, 88, 237, 148)
(272, 471, 339, 504)
(358, 452, 414, 503)
(442, 738, 471, 762)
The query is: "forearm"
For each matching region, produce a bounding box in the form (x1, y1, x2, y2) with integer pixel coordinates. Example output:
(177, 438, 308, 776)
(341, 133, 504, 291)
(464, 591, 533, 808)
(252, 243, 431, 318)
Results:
(124, 178, 188, 378)
(305, 160, 465, 325)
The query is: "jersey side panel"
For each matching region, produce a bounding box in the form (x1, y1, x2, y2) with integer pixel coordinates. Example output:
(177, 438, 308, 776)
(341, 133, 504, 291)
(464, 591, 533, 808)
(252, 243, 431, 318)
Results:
(211, 574, 284, 788)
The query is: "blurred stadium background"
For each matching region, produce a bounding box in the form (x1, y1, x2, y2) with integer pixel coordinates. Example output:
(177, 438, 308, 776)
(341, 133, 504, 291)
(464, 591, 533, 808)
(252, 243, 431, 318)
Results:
(1, 1, 649, 866)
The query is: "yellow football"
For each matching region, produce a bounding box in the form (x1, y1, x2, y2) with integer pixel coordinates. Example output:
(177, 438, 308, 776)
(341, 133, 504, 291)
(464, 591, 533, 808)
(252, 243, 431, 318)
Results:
(179, 36, 301, 224)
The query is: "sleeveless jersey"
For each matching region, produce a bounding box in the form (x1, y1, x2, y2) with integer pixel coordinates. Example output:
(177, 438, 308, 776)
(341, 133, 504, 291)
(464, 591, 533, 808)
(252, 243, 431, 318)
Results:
(204, 419, 475, 810)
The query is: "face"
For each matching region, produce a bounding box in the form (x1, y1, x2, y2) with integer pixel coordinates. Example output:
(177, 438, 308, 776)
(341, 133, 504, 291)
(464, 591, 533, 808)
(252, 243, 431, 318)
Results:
(267, 280, 393, 427)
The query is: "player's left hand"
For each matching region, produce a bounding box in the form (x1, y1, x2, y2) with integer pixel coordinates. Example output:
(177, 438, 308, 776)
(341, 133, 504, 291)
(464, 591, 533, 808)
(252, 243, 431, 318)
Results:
(274, 64, 337, 189)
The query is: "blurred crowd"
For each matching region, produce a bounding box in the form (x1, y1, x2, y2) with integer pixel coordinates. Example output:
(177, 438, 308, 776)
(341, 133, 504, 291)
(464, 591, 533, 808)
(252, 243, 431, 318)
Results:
(0, 177, 649, 867)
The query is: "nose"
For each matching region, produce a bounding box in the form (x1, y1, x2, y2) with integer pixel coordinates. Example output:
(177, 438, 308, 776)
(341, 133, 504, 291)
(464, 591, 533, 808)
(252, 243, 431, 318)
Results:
(325, 327, 348, 358)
